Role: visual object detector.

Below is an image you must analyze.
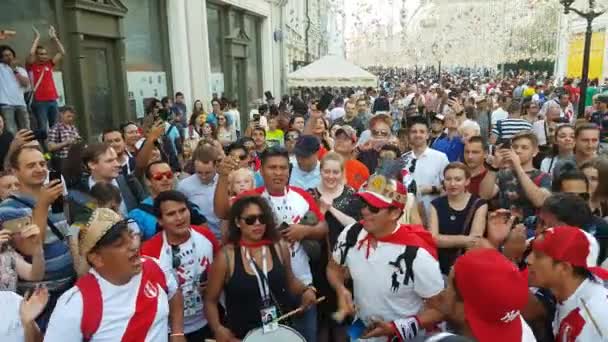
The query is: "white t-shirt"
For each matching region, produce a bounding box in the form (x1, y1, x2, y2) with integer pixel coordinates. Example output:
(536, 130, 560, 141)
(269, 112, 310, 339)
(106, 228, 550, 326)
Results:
(553, 279, 608, 341)
(400, 148, 450, 222)
(329, 107, 345, 122)
(332, 224, 444, 342)
(141, 226, 218, 334)
(0, 291, 25, 342)
(244, 186, 324, 285)
(0, 64, 27, 106)
(491, 107, 508, 127)
(44, 260, 178, 342)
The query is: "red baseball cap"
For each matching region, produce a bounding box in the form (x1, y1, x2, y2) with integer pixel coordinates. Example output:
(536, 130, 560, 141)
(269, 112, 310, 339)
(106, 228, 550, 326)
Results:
(357, 177, 407, 210)
(454, 249, 529, 342)
(532, 226, 608, 280)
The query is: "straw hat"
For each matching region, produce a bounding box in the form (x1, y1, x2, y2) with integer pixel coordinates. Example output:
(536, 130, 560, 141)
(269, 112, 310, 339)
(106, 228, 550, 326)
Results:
(79, 208, 123, 256)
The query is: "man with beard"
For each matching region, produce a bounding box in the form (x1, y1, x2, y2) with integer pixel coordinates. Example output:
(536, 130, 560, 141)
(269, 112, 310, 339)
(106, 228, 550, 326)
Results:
(44, 208, 186, 341)
(334, 100, 365, 136)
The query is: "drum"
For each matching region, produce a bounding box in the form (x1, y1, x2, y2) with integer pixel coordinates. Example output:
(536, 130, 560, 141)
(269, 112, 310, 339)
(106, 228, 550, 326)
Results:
(243, 324, 305, 342)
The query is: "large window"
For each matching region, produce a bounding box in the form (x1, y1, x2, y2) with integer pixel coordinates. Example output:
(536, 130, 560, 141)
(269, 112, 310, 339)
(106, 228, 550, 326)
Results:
(207, 5, 223, 74)
(0, 0, 56, 66)
(123, 0, 165, 71)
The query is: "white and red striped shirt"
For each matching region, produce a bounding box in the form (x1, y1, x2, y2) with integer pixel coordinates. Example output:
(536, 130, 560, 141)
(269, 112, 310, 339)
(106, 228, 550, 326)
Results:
(554, 278, 608, 341)
(141, 225, 219, 334)
(240, 186, 324, 285)
(44, 258, 178, 342)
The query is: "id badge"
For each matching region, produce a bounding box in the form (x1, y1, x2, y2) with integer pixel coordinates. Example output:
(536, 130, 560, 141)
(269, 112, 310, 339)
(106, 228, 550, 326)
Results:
(260, 305, 278, 333)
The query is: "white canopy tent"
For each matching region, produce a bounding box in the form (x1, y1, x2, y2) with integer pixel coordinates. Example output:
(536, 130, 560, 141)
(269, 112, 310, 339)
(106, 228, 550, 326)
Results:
(287, 55, 378, 88)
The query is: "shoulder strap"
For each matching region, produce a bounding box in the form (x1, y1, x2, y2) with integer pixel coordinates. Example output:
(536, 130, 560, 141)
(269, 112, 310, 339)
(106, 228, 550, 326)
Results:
(340, 222, 364, 266)
(497, 119, 503, 137)
(462, 198, 482, 236)
(403, 246, 419, 286)
(137, 203, 156, 215)
(9, 195, 65, 241)
(76, 274, 103, 342)
(532, 172, 547, 187)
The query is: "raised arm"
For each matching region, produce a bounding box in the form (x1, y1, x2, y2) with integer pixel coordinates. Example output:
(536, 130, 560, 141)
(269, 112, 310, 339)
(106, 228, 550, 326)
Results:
(27, 27, 40, 65)
(49, 26, 66, 65)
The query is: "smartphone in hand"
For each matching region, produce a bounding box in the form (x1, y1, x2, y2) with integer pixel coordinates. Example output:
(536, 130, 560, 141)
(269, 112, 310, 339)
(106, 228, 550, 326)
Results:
(49, 169, 64, 214)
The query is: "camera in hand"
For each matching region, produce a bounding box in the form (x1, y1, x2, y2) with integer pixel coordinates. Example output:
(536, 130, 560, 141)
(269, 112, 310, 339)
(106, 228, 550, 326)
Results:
(49, 169, 64, 213)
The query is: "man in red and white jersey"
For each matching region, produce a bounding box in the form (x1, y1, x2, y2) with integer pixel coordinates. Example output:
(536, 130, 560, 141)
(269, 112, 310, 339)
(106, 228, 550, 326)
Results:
(141, 190, 219, 342)
(327, 173, 444, 342)
(528, 226, 608, 341)
(444, 248, 536, 342)
(44, 208, 186, 342)
(213, 146, 328, 342)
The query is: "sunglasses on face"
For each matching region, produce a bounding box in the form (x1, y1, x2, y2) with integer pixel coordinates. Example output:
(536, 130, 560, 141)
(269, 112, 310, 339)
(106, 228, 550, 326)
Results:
(241, 214, 265, 225)
(362, 201, 382, 214)
(171, 245, 181, 269)
(286, 134, 300, 141)
(572, 192, 591, 202)
(233, 154, 248, 161)
(372, 130, 390, 137)
(152, 171, 174, 181)
(409, 158, 417, 173)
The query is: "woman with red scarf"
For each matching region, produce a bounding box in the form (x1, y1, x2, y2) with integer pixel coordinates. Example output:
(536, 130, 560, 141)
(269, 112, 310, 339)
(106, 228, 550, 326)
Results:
(204, 196, 317, 341)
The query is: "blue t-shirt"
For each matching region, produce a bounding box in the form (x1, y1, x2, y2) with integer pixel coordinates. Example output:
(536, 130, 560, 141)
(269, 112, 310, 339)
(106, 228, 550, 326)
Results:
(431, 136, 464, 162)
(128, 197, 157, 241)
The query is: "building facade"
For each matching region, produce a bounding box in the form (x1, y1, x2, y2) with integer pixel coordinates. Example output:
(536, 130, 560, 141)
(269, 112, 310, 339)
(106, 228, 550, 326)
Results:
(0, 0, 341, 137)
(554, 1, 608, 82)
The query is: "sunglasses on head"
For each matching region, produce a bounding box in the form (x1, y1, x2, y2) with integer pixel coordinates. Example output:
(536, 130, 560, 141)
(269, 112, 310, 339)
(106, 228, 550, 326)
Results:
(171, 245, 181, 269)
(362, 201, 382, 214)
(152, 171, 174, 181)
(241, 214, 265, 225)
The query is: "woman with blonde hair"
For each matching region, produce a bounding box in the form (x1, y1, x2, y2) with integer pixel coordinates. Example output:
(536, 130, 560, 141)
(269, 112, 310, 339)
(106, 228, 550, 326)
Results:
(306, 152, 359, 342)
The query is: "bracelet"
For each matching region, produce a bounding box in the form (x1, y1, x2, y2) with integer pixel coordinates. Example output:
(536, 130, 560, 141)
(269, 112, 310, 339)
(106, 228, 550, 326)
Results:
(484, 160, 499, 172)
(170, 332, 185, 337)
(303, 285, 317, 295)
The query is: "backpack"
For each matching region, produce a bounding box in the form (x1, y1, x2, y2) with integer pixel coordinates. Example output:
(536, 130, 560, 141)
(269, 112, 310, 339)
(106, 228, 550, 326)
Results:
(77, 257, 168, 341)
(338, 223, 419, 285)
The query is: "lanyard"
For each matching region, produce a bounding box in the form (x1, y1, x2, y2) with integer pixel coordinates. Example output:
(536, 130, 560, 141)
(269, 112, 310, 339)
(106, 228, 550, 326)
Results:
(243, 246, 269, 302)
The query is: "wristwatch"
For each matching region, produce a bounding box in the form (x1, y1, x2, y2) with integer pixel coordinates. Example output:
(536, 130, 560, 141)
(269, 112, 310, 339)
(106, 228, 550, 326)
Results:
(484, 160, 499, 172)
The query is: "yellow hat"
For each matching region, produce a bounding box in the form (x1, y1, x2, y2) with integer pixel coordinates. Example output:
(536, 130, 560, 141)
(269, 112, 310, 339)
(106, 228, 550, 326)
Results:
(79, 208, 123, 256)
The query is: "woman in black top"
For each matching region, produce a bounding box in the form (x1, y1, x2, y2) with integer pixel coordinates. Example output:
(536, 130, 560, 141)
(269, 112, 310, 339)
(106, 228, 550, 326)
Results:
(307, 152, 360, 342)
(429, 162, 488, 275)
(204, 196, 317, 341)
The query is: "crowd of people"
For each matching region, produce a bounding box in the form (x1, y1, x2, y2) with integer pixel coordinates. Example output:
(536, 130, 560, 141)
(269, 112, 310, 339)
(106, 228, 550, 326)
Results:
(1, 29, 608, 342)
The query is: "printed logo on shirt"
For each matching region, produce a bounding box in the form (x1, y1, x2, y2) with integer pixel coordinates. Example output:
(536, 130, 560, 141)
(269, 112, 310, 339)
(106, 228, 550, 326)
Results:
(144, 280, 159, 299)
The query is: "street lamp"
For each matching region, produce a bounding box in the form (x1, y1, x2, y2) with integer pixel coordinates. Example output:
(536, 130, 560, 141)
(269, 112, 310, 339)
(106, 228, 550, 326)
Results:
(559, 0, 606, 117)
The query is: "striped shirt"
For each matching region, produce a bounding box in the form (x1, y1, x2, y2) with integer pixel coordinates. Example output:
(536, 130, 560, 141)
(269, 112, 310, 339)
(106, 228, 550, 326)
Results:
(491, 118, 533, 141)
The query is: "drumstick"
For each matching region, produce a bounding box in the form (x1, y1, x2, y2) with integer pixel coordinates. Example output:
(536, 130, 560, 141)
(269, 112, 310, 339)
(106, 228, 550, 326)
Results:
(274, 296, 326, 323)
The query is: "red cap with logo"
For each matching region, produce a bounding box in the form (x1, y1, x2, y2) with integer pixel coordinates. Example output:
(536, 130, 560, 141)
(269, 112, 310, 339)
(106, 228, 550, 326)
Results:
(454, 249, 529, 342)
(357, 175, 408, 210)
(532, 226, 608, 280)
